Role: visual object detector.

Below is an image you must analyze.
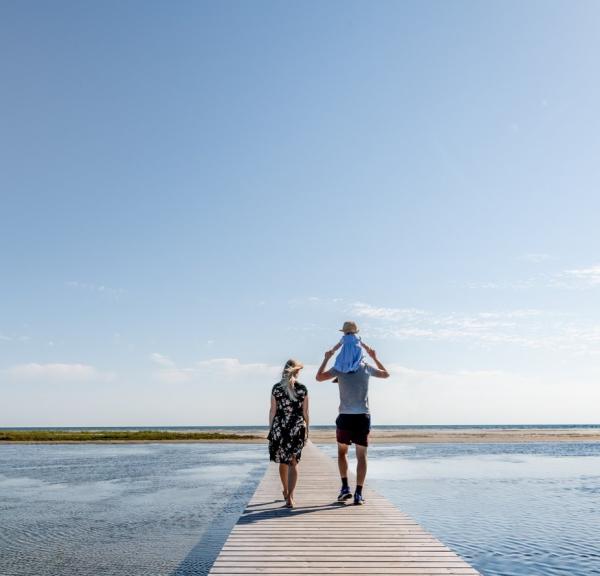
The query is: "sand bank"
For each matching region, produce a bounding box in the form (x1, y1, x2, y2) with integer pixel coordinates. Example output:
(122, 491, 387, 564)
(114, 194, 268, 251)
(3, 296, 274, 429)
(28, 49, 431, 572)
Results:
(223, 427, 600, 444)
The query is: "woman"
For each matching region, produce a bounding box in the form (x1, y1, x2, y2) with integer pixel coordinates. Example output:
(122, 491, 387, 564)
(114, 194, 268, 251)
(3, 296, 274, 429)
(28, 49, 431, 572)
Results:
(268, 359, 309, 508)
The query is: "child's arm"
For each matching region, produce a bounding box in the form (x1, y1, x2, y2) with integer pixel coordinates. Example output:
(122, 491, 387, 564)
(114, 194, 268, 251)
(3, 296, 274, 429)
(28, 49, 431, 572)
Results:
(331, 341, 342, 352)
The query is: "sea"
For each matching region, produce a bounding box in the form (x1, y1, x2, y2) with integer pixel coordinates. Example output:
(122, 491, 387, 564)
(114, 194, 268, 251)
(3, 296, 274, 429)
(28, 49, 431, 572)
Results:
(1, 425, 599, 576)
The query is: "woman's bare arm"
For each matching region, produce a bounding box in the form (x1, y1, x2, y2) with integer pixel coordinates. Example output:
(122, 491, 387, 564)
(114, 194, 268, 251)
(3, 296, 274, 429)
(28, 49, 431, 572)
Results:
(303, 394, 310, 439)
(269, 395, 276, 427)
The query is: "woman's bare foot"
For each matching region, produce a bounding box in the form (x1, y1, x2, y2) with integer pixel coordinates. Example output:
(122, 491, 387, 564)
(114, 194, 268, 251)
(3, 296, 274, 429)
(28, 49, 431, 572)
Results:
(286, 494, 295, 508)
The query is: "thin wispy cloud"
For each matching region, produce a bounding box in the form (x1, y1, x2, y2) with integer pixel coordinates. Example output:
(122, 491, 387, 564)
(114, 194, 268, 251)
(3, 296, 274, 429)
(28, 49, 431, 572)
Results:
(351, 302, 427, 322)
(0, 332, 31, 342)
(147, 355, 330, 424)
(467, 263, 600, 291)
(150, 353, 176, 368)
(288, 296, 345, 309)
(562, 265, 600, 286)
(349, 301, 600, 356)
(66, 281, 125, 299)
(519, 253, 552, 263)
(152, 355, 282, 384)
(466, 279, 537, 290)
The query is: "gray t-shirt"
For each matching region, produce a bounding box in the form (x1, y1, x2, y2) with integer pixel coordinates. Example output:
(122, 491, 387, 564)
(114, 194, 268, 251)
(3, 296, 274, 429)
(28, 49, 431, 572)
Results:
(330, 362, 378, 414)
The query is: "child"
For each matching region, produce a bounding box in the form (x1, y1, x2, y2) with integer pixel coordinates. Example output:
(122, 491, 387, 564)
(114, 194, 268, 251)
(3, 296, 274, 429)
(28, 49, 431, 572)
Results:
(331, 321, 364, 374)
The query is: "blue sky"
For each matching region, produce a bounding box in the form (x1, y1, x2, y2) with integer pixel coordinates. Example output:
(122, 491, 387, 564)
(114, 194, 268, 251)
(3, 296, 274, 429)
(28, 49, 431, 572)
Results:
(1, 1, 600, 426)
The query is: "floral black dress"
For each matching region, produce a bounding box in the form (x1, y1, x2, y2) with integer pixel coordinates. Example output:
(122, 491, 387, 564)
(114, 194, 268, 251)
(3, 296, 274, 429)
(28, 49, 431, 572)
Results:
(268, 382, 308, 464)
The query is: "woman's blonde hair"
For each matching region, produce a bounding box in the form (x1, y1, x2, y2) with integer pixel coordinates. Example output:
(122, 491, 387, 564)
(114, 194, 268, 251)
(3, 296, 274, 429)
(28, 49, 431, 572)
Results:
(280, 358, 303, 400)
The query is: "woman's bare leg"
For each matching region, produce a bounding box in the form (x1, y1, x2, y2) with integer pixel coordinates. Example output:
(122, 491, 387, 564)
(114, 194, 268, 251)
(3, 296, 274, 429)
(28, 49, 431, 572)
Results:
(287, 457, 298, 506)
(279, 463, 289, 500)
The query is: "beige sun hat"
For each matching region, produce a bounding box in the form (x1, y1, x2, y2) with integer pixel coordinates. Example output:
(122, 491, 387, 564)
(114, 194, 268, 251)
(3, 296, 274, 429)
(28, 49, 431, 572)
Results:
(339, 321, 359, 334)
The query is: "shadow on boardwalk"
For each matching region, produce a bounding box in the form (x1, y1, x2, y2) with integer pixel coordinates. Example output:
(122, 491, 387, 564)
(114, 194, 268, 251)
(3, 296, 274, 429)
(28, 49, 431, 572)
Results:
(168, 496, 343, 575)
(238, 500, 347, 524)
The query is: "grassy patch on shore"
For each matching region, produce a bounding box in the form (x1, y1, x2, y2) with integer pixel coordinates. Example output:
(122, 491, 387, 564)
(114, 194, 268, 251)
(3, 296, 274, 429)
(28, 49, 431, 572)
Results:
(0, 430, 263, 442)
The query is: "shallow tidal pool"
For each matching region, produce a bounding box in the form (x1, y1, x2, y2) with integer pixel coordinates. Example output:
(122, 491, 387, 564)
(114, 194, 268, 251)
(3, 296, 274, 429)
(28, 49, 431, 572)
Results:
(320, 442, 600, 576)
(1, 441, 599, 576)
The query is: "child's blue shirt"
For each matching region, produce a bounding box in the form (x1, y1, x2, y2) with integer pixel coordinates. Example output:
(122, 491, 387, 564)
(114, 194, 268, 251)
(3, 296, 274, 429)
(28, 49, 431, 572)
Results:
(333, 334, 363, 373)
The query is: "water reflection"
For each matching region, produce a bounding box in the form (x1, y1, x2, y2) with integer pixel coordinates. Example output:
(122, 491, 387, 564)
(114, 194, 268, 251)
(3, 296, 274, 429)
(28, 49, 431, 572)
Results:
(2, 442, 600, 576)
(320, 442, 600, 576)
(0, 443, 266, 576)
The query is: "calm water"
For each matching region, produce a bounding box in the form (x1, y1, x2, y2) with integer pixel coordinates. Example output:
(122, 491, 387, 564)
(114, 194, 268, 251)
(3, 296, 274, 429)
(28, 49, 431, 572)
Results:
(321, 442, 600, 576)
(1, 442, 599, 576)
(0, 444, 266, 576)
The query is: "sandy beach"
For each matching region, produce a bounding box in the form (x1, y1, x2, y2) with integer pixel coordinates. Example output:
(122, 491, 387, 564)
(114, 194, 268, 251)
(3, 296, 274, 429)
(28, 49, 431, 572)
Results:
(220, 427, 600, 444)
(311, 427, 600, 444)
(164, 426, 600, 444)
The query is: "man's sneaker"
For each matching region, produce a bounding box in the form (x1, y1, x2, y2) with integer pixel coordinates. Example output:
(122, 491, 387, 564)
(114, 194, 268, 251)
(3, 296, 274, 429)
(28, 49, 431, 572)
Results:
(337, 486, 352, 501)
(353, 493, 365, 505)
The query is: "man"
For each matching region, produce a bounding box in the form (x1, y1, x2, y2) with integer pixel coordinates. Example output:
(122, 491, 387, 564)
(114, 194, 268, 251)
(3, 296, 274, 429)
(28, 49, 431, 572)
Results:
(316, 327, 389, 505)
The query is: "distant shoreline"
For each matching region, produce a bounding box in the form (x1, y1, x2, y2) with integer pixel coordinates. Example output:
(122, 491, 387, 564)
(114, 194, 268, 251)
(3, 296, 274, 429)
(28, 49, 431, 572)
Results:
(3, 427, 600, 444)
(0, 430, 262, 443)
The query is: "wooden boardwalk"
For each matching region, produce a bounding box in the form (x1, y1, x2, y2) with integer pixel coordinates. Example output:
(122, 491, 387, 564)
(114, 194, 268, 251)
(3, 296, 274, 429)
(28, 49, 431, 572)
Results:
(209, 441, 480, 575)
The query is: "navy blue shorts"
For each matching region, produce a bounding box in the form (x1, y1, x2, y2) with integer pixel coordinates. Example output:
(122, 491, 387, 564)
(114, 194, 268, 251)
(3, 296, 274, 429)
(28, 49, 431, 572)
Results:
(335, 414, 371, 447)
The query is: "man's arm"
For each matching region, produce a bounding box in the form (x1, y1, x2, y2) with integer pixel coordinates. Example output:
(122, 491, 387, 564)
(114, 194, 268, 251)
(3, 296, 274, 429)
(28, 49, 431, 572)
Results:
(315, 349, 337, 382)
(361, 342, 390, 378)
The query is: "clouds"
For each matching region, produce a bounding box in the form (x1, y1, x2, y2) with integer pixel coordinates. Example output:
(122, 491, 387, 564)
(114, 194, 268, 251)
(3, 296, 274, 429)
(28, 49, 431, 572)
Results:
(283, 288, 600, 358)
(149, 353, 175, 368)
(0, 332, 30, 343)
(563, 265, 600, 287)
(370, 364, 600, 424)
(351, 303, 427, 322)
(150, 354, 281, 384)
(2, 351, 598, 425)
(145, 357, 600, 425)
(351, 301, 541, 343)
(0, 362, 120, 426)
(65, 281, 125, 299)
(142, 354, 341, 425)
(349, 300, 600, 356)
(2, 363, 114, 383)
(519, 253, 552, 263)
(467, 262, 600, 291)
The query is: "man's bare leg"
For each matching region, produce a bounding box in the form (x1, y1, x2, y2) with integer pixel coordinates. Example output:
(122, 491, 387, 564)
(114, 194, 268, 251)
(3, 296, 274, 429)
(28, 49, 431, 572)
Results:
(354, 444, 368, 504)
(337, 442, 353, 500)
(337, 442, 349, 478)
(355, 444, 368, 486)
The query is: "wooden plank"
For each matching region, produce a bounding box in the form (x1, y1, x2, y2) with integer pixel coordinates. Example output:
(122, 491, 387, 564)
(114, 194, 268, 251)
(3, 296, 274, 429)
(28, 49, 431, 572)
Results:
(212, 567, 475, 572)
(221, 552, 456, 555)
(208, 441, 480, 575)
